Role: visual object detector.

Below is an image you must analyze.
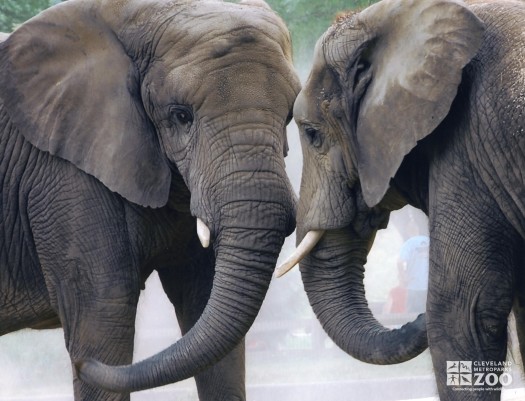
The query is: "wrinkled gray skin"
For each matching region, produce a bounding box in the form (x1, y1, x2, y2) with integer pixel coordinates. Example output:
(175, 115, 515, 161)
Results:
(294, 0, 525, 399)
(0, 0, 300, 400)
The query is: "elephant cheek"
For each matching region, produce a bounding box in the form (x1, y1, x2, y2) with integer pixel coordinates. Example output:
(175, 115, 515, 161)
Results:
(329, 143, 358, 186)
(297, 177, 354, 234)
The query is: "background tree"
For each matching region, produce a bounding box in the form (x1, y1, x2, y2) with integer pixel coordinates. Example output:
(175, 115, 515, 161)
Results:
(267, 0, 377, 69)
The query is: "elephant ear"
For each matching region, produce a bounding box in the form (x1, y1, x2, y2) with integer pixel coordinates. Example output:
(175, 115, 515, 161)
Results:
(0, 2, 171, 208)
(353, 0, 485, 207)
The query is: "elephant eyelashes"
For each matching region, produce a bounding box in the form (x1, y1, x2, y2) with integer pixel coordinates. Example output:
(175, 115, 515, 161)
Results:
(169, 105, 194, 126)
(304, 126, 323, 149)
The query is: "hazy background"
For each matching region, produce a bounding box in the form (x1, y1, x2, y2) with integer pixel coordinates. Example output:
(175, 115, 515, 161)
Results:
(1, 1, 524, 400)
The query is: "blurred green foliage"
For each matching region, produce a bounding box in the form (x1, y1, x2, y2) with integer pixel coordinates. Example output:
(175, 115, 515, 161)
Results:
(266, 0, 378, 68)
(0, 0, 64, 32)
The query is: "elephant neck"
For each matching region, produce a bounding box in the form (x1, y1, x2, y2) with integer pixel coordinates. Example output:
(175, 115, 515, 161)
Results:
(389, 147, 430, 214)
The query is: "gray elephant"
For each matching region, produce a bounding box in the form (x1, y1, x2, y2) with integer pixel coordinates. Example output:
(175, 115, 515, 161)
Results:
(0, 0, 300, 400)
(277, 0, 525, 399)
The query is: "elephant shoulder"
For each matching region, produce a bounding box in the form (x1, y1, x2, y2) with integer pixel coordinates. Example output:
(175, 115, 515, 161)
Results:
(467, 0, 525, 42)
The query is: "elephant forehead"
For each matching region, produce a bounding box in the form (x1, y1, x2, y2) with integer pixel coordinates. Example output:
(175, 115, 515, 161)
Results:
(158, 1, 291, 53)
(296, 40, 333, 119)
(158, 20, 293, 80)
(203, 70, 292, 116)
(209, 30, 258, 59)
(199, 1, 290, 42)
(158, 45, 297, 115)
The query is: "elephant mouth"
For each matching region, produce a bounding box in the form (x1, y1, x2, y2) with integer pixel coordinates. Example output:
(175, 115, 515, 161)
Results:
(276, 189, 387, 277)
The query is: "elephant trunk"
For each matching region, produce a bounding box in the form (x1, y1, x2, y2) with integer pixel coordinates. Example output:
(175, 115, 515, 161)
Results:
(300, 228, 428, 364)
(76, 197, 290, 392)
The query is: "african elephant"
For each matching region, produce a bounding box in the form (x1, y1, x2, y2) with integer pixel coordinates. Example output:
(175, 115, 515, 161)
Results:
(277, 0, 525, 399)
(0, 0, 300, 399)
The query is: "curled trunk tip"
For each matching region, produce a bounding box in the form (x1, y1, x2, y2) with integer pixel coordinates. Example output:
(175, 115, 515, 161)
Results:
(301, 228, 428, 365)
(353, 313, 428, 365)
(75, 359, 124, 393)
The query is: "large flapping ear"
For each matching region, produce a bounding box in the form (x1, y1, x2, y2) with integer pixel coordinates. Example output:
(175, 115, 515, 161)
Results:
(0, 1, 171, 208)
(353, 0, 484, 207)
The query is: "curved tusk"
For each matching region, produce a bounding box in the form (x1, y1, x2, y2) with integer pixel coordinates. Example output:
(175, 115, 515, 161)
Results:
(275, 230, 325, 278)
(197, 218, 211, 248)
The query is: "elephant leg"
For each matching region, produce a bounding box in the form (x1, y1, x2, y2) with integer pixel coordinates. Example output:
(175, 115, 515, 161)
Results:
(54, 280, 139, 401)
(194, 342, 246, 401)
(45, 254, 140, 401)
(427, 194, 519, 400)
(157, 241, 246, 401)
(29, 182, 141, 401)
(513, 263, 525, 368)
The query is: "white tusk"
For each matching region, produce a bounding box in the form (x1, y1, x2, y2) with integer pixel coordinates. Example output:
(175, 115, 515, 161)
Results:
(275, 230, 325, 278)
(197, 218, 211, 248)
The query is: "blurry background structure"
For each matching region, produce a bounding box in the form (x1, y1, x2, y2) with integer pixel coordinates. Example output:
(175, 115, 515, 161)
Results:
(0, 1, 523, 400)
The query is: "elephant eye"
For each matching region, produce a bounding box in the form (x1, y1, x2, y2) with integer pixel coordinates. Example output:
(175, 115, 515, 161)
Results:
(304, 126, 323, 149)
(170, 105, 194, 126)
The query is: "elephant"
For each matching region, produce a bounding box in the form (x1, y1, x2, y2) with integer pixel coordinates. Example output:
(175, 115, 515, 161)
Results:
(0, 0, 300, 399)
(276, 0, 525, 399)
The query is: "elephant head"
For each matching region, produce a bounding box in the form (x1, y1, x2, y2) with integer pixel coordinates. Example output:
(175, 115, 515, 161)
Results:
(0, 0, 300, 392)
(277, 0, 485, 364)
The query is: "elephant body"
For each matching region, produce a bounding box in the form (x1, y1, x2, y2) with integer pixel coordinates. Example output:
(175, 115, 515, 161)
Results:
(288, 0, 525, 399)
(0, 115, 189, 334)
(0, 0, 300, 400)
(0, 113, 202, 377)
